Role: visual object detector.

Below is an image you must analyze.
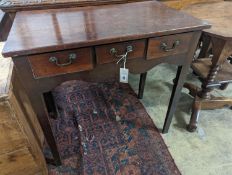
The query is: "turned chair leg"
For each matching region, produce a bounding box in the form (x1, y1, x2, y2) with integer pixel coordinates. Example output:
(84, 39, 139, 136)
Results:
(138, 72, 147, 99)
(187, 98, 201, 132)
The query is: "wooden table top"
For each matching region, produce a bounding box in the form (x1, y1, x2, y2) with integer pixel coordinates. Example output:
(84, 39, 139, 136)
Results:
(0, 0, 147, 12)
(2, 1, 210, 57)
(183, 1, 232, 39)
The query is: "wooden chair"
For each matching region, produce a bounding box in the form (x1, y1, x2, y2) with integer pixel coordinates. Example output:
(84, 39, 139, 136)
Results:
(180, 1, 232, 132)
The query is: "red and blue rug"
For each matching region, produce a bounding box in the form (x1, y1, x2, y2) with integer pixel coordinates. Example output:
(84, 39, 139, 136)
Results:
(46, 80, 181, 175)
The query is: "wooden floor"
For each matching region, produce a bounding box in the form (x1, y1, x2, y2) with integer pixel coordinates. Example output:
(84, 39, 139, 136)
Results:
(163, 0, 224, 9)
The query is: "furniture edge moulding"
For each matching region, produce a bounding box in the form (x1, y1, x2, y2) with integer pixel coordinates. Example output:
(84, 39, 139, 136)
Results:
(0, 0, 151, 12)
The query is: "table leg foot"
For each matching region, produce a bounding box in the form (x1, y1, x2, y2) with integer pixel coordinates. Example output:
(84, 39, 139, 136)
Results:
(186, 124, 197, 132)
(187, 99, 201, 132)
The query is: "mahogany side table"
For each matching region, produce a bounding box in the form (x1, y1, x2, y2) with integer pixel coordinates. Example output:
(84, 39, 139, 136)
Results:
(2, 1, 210, 165)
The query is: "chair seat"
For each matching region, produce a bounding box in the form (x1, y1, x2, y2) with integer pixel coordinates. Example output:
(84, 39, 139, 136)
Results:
(192, 58, 232, 84)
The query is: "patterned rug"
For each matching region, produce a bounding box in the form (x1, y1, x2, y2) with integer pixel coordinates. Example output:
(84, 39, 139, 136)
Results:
(46, 80, 181, 175)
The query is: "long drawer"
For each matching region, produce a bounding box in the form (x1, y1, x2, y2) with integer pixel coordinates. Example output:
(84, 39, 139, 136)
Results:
(28, 47, 93, 79)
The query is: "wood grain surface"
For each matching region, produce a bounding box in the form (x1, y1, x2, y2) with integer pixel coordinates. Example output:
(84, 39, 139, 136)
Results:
(95, 39, 146, 64)
(147, 32, 194, 60)
(0, 147, 41, 175)
(2, 1, 210, 57)
(183, 1, 232, 39)
(28, 47, 94, 78)
(0, 56, 47, 174)
(0, 0, 148, 12)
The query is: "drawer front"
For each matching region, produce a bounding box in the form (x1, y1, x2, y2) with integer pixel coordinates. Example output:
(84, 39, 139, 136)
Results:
(95, 40, 146, 64)
(147, 32, 193, 60)
(28, 48, 93, 79)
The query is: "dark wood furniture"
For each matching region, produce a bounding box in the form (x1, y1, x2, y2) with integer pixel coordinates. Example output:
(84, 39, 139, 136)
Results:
(2, 1, 209, 165)
(183, 1, 232, 132)
(0, 10, 14, 41)
(0, 58, 47, 175)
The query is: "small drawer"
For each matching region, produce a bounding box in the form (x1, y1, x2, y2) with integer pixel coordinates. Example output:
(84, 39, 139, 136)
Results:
(28, 48, 93, 79)
(147, 32, 194, 60)
(95, 40, 146, 64)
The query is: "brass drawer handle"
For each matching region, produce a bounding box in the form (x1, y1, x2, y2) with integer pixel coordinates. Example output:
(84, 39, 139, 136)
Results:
(49, 53, 77, 67)
(110, 45, 133, 58)
(161, 40, 180, 52)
